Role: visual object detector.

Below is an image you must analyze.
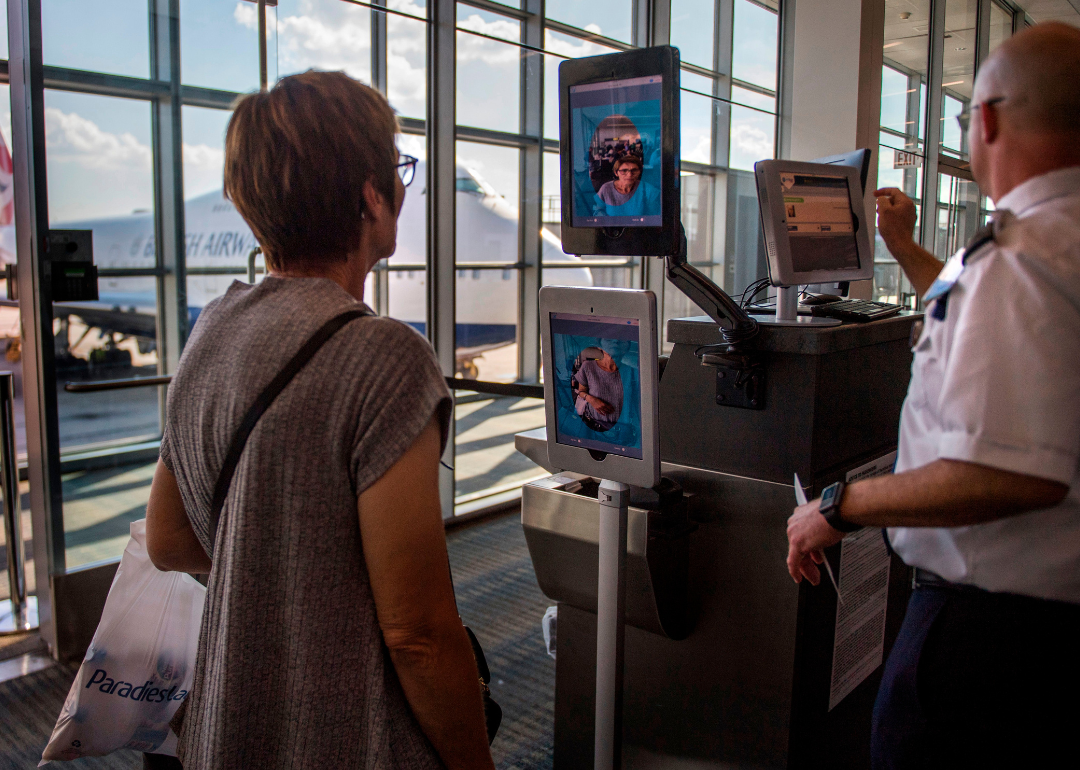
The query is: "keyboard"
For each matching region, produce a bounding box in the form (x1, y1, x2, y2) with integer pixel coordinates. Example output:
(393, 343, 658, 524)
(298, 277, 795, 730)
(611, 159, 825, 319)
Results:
(810, 299, 904, 322)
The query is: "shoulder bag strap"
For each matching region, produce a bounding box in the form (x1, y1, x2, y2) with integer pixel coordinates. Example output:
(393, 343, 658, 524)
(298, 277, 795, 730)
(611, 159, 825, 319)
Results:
(207, 306, 373, 551)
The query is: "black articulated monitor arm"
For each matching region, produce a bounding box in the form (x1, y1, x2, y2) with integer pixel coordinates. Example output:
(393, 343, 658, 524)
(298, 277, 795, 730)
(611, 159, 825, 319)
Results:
(664, 223, 758, 355)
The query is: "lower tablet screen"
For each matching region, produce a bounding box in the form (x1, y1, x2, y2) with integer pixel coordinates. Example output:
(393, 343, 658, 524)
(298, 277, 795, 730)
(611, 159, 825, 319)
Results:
(550, 312, 643, 459)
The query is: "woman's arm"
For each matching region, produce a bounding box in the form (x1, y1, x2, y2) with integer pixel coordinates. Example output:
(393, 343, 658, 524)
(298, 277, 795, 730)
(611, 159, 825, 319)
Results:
(146, 460, 212, 574)
(358, 417, 495, 770)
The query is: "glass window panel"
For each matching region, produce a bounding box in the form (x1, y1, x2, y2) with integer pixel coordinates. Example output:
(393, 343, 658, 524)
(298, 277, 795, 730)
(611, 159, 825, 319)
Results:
(42, 0, 150, 78)
(723, 170, 767, 295)
(933, 171, 979, 260)
(988, 2, 1012, 56)
(682, 71, 715, 164)
(545, 264, 633, 289)
(544, 54, 562, 140)
(63, 458, 158, 569)
(455, 270, 519, 382)
(876, 0, 929, 305)
(939, 0, 977, 156)
(545, 0, 632, 43)
(0, 9, 7, 59)
(731, 0, 778, 91)
(390, 0, 427, 19)
(182, 106, 230, 199)
(45, 91, 154, 228)
(881, 0, 930, 153)
(0, 84, 16, 291)
(453, 393, 546, 505)
(728, 90, 775, 172)
(275, 0, 372, 82)
(879, 65, 910, 138)
(457, 9, 522, 133)
(940, 93, 965, 156)
(542, 150, 562, 237)
(182, 105, 250, 311)
(671, 0, 716, 70)
(0, 84, 23, 473)
(384, 132, 427, 327)
(454, 142, 519, 382)
(182, 0, 276, 91)
(544, 31, 620, 140)
(388, 11, 427, 119)
(663, 170, 725, 350)
(877, 135, 923, 202)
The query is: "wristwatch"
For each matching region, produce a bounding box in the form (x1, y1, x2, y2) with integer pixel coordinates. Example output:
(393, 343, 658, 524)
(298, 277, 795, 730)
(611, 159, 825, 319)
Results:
(819, 481, 861, 533)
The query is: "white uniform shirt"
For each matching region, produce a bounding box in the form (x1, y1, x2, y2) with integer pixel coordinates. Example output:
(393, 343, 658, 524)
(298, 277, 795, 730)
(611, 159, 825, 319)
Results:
(888, 166, 1080, 604)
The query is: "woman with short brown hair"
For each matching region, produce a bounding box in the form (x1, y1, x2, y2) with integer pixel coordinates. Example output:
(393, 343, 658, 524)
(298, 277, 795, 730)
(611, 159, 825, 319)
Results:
(594, 153, 660, 217)
(145, 71, 495, 770)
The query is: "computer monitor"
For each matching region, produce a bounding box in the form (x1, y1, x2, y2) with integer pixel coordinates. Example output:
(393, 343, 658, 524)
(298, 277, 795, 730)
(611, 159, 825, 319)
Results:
(814, 148, 872, 195)
(540, 286, 660, 489)
(806, 149, 872, 296)
(559, 46, 681, 257)
(753, 159, 875, 287)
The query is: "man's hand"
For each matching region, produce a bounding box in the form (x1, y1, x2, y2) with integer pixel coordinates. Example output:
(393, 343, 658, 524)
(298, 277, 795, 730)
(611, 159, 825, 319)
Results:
(786, 499, 845, 585)
(875, 187, 918, 253)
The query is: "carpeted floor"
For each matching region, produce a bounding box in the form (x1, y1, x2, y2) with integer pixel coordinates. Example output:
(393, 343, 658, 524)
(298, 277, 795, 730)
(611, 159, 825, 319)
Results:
(0, 510, 555, 770)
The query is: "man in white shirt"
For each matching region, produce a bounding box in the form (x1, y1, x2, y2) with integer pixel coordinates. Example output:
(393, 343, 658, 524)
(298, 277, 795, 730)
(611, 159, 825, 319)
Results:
(784, 22, 1080, 769)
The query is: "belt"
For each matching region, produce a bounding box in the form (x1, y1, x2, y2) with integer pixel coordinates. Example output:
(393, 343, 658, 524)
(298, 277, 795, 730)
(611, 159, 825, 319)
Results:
(912, 568, 987, 594)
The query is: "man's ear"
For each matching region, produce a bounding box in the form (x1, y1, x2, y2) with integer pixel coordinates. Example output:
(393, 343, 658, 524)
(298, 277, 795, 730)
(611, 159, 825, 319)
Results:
(361, 181, 391, 224)
(980, 100, 1001, 145)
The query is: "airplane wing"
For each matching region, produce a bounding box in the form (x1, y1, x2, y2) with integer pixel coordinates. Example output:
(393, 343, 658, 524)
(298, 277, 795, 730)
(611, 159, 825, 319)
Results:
(54, 303, 157, 339)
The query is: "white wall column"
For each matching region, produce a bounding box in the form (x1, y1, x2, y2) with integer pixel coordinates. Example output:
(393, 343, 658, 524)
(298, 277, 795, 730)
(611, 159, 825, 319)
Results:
(778, 0, 884, 297)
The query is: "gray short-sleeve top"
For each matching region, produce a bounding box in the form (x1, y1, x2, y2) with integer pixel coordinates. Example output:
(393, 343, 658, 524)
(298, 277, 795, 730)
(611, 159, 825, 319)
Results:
(160, 276, 451, 770)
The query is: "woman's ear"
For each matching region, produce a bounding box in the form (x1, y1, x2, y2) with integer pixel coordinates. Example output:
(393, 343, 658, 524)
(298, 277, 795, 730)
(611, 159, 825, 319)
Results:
(361, 181, 392, 225)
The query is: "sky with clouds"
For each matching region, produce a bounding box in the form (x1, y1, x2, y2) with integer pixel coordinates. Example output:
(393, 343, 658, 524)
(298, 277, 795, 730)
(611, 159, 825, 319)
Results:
(1, 0, 779, 222)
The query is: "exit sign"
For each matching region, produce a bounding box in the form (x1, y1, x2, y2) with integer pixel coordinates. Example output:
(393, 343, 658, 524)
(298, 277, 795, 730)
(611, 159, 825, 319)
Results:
(894, 150, 922, 169)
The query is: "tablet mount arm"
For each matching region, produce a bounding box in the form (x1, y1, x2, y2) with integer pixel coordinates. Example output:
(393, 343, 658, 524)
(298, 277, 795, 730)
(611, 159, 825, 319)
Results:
(664, 224, 765, 409)
(664, 224, 759, 355)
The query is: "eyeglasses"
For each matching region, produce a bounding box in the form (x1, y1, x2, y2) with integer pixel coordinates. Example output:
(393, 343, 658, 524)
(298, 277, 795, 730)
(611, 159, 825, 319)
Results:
(956, 97, 1005, 133)
(396, 154, 418, 187)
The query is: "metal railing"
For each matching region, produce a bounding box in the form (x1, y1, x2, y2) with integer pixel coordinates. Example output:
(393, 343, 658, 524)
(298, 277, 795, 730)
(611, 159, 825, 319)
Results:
(65, 373, 543, 400)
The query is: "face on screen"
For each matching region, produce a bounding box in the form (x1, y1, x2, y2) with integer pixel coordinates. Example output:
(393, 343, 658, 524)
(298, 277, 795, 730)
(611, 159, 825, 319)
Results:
(780, 173, 861, 273)
(550, 313, 642, 459)
(569, 76, 663, 229)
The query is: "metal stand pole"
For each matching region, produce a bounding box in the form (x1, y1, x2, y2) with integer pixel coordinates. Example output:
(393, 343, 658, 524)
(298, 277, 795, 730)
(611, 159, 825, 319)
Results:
(1, 372, 36, 634)
(756, 285, 840, 327)
(595, 478, 629, 769)
(775, 285, 799, 322)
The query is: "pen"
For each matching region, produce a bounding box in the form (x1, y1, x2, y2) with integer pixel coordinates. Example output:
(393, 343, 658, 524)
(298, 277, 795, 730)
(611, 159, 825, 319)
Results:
(794, 473, 843, 603)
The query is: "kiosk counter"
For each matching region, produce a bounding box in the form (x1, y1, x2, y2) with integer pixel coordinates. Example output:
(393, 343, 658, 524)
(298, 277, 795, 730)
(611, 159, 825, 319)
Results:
(518, 313, 919, 769)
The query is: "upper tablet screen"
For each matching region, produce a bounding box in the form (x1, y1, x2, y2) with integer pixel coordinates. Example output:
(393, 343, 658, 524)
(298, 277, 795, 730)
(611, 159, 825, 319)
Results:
(569, 75, 663, 229)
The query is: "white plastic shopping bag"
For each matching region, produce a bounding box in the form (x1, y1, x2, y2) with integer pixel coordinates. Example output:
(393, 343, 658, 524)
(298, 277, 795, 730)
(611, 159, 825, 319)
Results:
(40, 519, 205, 763)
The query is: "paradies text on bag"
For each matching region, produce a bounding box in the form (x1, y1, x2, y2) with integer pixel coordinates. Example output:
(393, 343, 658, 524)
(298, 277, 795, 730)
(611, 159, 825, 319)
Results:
(85, 669, 189, 703)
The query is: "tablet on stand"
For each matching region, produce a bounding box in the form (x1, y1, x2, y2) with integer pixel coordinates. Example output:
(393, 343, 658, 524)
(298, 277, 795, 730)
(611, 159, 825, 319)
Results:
(540, 286, 660, 770)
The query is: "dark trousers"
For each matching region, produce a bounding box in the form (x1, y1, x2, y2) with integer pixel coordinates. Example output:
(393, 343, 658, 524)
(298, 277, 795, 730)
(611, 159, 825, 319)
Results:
(143, 754, 183, 770)
(872, 585, 1080, 770)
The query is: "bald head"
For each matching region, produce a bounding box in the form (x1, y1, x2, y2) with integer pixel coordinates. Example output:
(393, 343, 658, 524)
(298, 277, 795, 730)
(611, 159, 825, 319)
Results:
(973, 22, 1080, 138)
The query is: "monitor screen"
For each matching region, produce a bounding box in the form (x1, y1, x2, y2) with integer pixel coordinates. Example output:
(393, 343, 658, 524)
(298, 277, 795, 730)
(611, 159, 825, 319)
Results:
(780, 172, 861, 273)
(569, 75, 663, 229)
(549, 312, 643, 459)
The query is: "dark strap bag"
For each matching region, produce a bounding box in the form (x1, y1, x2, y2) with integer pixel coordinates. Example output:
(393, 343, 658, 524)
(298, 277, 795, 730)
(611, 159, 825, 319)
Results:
(205, 306, 501, 744)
